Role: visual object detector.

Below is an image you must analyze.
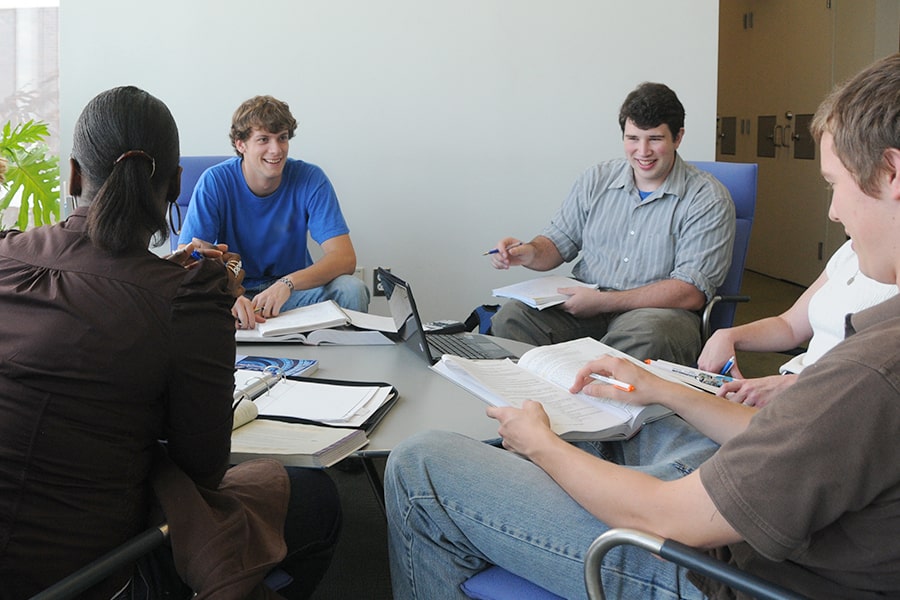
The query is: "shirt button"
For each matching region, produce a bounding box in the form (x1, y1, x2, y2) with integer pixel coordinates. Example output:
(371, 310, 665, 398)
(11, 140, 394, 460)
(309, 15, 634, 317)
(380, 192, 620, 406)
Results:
(629, 230, 636, 236)
(623, 257, 630, 263)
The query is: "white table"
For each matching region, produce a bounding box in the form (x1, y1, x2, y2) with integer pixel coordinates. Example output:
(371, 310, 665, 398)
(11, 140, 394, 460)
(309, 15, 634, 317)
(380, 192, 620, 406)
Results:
(237, 338, 533, 452)
(236, 337, 533, 502)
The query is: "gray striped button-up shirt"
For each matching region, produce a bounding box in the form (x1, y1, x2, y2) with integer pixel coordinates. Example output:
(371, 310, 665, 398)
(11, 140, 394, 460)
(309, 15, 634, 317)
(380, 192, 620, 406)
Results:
(542, 155, 735, 301)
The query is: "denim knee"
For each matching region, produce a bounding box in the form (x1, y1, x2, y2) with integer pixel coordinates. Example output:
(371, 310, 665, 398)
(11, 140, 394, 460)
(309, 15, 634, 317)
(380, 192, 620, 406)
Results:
(329, 275, 370, 312)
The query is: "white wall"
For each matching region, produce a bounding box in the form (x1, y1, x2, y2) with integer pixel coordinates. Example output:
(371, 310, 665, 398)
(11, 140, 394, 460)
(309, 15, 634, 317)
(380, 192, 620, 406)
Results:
(60, 0, 720, 321)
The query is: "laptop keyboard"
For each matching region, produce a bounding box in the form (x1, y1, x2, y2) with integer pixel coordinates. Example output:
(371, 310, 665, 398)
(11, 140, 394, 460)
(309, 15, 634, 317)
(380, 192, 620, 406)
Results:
(428, 334, 494, 359)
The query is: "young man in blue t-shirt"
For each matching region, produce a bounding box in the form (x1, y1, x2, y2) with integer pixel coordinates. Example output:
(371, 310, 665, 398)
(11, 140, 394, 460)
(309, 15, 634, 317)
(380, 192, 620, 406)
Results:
(179, 95, 369, 328)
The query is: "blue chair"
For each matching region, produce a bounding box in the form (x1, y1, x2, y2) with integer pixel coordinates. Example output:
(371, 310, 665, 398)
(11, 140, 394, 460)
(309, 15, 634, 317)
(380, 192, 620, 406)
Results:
(169, 155, 230, 250)
(689, 161, 758, 342)
(460, 161, 759, 600)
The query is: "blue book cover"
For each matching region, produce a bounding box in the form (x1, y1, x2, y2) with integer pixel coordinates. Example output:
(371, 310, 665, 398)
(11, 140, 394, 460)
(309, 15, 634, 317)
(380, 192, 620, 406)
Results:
(235, 355, 319, 378)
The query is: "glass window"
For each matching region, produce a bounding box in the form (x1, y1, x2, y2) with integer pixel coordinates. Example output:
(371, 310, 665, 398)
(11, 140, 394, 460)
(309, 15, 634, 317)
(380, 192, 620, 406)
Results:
(0, 1, 59, 226)
(0, 2, 59, 153)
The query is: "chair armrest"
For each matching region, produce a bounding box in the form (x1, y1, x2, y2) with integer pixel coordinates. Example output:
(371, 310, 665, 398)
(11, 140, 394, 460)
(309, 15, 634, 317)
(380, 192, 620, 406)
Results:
(702, 294, 751, 342)
(583, 528, 808, 600)
(31, 524, 169, 600)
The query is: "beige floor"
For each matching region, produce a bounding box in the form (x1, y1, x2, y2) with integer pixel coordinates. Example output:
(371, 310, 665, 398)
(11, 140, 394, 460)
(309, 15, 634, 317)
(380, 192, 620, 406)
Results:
(727, 270, 807, 379)
(309, 269, 808, 600)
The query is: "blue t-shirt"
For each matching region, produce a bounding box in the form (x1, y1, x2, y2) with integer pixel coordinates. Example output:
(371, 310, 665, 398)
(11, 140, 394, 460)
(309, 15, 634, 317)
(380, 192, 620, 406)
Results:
(178, 157, 350, 289)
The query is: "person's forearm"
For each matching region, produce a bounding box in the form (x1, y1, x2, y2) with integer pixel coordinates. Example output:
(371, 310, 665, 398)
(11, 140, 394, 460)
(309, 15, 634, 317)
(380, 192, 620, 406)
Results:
(659, 383, 757, 445)
(522, 235, 565, 271)
(590, 279, 706, 312)
(723, 317, 807, 353)
(529, 436, 740, 547)
(282, 251, 356, 291)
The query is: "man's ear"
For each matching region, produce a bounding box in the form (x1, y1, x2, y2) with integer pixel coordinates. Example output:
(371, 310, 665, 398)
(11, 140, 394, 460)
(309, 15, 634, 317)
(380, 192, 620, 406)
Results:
(68, 157, 82, 197)
(883, 148, 900, 201)
(166, 165, 182, 204)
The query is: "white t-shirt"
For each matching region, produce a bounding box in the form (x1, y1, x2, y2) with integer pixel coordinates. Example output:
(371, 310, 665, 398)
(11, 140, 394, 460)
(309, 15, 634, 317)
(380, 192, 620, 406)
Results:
(780, 240, 898, 374)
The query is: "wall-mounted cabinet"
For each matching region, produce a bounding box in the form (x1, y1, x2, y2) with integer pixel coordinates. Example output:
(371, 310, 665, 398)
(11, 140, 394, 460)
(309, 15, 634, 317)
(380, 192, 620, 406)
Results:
(717, 0, 900, 286)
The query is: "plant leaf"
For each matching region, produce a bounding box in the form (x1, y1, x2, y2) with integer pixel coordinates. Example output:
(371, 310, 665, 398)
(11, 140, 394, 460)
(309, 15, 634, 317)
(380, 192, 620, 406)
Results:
(0, 119, 60, 230)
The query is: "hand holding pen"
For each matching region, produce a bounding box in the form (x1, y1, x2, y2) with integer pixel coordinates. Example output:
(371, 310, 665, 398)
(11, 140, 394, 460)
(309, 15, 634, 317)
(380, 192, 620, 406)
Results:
(164, 238, 223, 268)
(720, 356, 736, 376)
(485, 238, 528, 270)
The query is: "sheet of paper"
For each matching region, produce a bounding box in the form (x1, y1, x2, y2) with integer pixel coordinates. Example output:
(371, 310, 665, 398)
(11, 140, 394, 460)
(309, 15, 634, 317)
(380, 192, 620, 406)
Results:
(492, 275, 598, 310)
(252, 379, 387, 423)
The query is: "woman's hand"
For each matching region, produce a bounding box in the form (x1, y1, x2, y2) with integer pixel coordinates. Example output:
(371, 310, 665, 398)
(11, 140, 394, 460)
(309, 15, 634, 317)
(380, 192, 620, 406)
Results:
(697, 329, 744, 379)
(220, 251, 246, 299)
(164, 238, 223, 268)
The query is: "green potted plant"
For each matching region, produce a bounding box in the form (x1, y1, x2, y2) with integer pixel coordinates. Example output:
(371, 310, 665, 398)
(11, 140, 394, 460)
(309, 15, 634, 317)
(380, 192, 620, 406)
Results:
(0, 119, 60, 230)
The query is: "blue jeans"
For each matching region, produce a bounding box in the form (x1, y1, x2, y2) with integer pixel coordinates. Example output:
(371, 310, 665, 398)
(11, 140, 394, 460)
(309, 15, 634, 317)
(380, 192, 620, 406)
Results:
(385, 416, 718, 599)
(246, 274, 370, 313)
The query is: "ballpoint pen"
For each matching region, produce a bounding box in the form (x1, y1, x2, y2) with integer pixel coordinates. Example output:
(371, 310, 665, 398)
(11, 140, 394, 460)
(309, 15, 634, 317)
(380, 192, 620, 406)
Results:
(483, 241, 523, 256)
(589, 373, 635, 392)
(720, 356, 736, 376)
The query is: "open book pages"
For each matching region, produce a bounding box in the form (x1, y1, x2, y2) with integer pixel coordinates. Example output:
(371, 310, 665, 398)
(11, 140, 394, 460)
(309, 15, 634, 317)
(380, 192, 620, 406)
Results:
(235, 302, 397, 344)
(232, 369, 395, 429)
(231, 419, 369, 468)
(492, 275, 599, 310)
(431, 337, 671, 441)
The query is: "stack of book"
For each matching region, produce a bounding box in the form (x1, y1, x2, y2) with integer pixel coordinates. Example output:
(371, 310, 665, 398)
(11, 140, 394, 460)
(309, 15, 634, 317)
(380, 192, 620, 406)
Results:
(229, 355, 398, 468)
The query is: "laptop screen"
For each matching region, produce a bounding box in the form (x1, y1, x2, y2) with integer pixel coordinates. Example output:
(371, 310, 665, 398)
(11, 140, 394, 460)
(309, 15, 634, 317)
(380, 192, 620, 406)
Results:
(376, 268, 437, 365)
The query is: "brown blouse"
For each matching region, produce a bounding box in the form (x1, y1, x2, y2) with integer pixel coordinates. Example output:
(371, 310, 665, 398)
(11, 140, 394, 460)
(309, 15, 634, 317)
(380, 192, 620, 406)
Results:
(0, 208, 236, 597)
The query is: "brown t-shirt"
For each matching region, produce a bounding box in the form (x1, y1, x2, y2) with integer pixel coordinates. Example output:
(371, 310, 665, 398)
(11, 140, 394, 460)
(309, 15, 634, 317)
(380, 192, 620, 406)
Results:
(0, 209, 236, 597)
(698, 295, 900, 599)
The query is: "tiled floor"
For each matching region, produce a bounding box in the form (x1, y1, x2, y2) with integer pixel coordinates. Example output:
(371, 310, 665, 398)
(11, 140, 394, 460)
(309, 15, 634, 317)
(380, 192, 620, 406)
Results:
(309, 269, 808, 600)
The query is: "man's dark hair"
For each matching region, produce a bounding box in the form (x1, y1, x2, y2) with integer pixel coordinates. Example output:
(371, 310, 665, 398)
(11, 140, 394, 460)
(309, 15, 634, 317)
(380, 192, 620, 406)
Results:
(618, 82, 685, 139)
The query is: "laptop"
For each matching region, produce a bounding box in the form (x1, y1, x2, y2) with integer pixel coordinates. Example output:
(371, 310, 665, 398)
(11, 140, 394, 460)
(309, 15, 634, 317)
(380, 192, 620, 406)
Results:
(376, 268, 519, 364)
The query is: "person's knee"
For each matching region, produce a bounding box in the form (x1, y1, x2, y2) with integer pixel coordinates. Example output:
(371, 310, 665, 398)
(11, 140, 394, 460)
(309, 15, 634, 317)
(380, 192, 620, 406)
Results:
(491, 301, 550, 345)
(385, 431, 460, 495)
(329, 274, 370, 312)
(604, 309, 701, 363)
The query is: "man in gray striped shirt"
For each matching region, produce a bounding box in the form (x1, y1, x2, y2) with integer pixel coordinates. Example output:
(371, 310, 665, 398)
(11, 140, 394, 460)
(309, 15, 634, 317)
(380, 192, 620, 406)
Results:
(489, 82, 735, 365)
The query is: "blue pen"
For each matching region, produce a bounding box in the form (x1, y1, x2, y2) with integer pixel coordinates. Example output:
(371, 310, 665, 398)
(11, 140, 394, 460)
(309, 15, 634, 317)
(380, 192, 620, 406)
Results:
(483, 241, 523, 256)
(720, 356, 736, 376)
(190, 250, 203, 261)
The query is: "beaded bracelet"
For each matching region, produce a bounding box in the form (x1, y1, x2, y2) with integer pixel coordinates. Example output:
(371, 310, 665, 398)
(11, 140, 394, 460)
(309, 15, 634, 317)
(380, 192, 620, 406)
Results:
(279, 277, 294, 291)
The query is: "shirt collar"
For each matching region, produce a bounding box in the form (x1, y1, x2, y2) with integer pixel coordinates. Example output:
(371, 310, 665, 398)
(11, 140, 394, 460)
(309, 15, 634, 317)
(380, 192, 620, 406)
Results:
(845, 294, 900, 338)
(610, 153, 688, 203)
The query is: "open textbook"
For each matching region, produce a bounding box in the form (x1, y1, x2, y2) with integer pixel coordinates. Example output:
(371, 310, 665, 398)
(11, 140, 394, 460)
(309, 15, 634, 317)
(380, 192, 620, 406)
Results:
(230, 369, 397, 467)
(236, 300, 396, 345)
(492, 275, 599, 310)
(431, 337, 672, 441)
